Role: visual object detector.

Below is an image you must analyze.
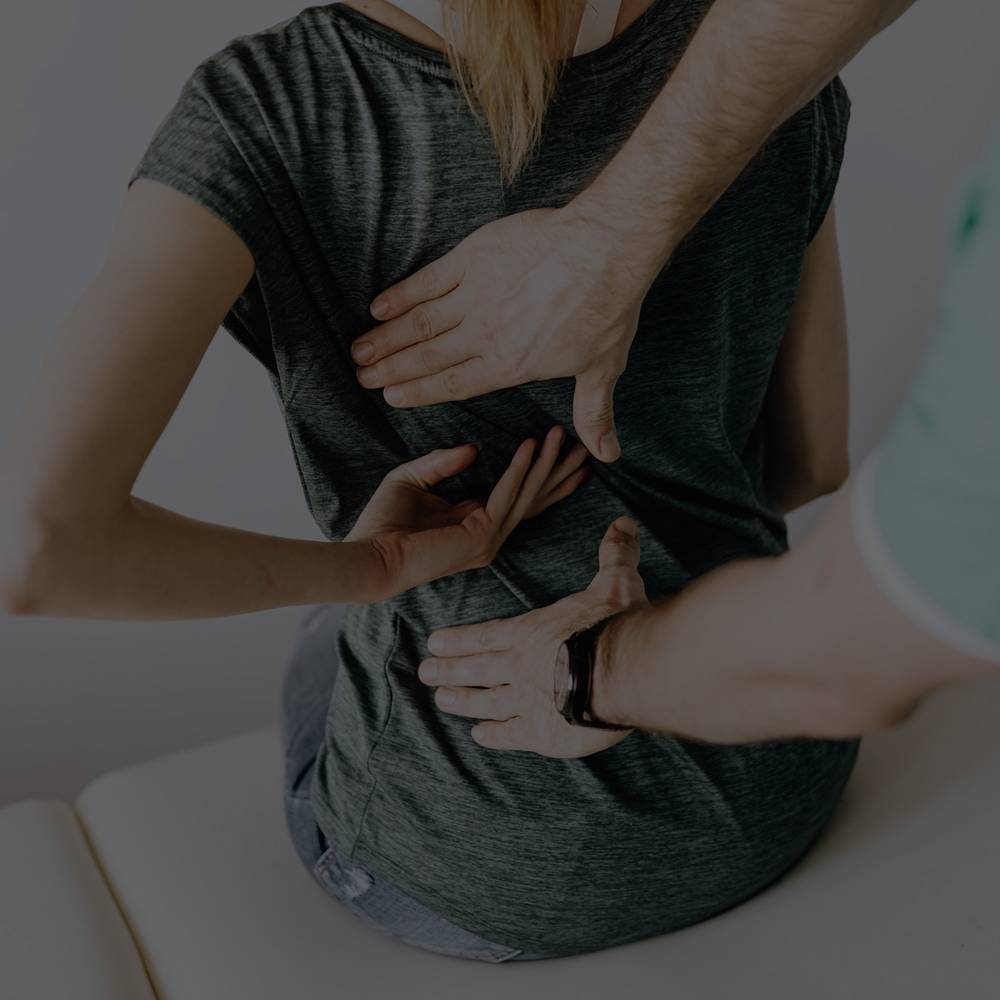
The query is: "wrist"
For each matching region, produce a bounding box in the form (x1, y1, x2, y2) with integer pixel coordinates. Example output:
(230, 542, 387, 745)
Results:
(352, 536, 401, 604)
(588, 609, 637, 728)
(559, 193, 672, 292)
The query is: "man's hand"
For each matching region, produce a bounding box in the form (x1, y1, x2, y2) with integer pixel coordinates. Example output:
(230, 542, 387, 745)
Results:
(418, 515, 649, 758)
(352, 207, 663, 464)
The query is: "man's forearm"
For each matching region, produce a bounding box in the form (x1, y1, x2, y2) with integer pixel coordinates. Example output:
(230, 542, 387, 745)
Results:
(588, 483, 993, 743)
(7, 495, 384, 620)
(571, 0, 915, 274)
(589, 556, 854, 743)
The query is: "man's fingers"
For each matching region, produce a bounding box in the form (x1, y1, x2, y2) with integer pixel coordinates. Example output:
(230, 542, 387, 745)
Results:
(368, 254, 464, 322)
(427, 616, 520, 656)
(433, 684, 517, 721)
(417, 652, 509, 688)
(597, 516, 641, 571)
(357, 325, 474, 389)
(591, 517, 648, 608)
(382, 357, 505, 408)
(353, 292, 465, 369)
(572, 367, 621, 463)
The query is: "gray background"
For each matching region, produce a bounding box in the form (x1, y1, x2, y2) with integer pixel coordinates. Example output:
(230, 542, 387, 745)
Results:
(2, 1, 998, 806)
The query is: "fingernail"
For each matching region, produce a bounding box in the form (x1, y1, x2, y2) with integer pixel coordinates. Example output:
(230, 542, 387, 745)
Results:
(357, 366, 379, 387)
(371, 298, 389, 318)
(419, 661, 438, 683)
(353, 341, 375, 362)
(436, 689, 455, 706)
(384, 386, 403, 405)
(599, 433, 620, 462)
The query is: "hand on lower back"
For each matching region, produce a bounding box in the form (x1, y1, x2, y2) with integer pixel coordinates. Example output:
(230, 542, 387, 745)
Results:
(418, 516, 650, 759)
(351, 206, 657, 463)
(346, 425, 590, 600)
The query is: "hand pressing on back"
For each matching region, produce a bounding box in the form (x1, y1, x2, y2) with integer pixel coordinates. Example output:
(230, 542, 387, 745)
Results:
(417, 515, 650, 759)
(351, 206, 663, 464)
(346, 424, 590, 601)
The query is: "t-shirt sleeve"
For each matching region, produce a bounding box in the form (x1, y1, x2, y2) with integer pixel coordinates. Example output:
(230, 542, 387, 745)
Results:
(128, 55, 278, 268)
(850, 127, 1000, 663)
(806, 76, 852, 244)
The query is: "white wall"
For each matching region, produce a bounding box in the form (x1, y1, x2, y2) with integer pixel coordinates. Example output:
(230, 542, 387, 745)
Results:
(2, 1, 999, 804)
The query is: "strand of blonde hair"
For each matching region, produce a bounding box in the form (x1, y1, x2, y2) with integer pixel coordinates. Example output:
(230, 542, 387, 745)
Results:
(442, 1, 585, 186)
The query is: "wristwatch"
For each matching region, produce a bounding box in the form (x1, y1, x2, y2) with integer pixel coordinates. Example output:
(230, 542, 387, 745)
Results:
(552, 616, 632, 731)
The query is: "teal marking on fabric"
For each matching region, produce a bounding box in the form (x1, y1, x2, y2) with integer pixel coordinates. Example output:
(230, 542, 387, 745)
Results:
(956, 184, 985, 254)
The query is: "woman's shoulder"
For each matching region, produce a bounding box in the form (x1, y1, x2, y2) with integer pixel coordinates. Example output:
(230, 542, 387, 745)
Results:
(189, 6, 355, 110)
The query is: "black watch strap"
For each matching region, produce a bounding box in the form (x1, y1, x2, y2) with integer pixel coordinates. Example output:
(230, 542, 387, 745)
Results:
(561, 617, 632, 731)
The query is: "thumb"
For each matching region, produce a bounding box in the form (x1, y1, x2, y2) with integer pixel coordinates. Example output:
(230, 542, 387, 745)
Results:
(597, 516, 641, 574)
(572, 367, 621, 463)
(392, 444, 479, 489)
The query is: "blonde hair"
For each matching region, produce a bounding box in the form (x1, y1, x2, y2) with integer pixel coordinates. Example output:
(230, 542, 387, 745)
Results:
(441, 1, 585, 186)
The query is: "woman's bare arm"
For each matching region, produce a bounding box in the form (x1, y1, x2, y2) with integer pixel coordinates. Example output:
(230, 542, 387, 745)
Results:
(0, 181, 585, 620)
(0, 180, 389, 619)
(762, 206, 850, 513)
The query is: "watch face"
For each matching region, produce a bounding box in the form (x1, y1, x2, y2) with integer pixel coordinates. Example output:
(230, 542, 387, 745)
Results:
(552, 641, 572, 720)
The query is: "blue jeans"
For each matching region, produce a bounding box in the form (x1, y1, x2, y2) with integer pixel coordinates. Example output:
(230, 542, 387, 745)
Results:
(280, 603, 553, 963)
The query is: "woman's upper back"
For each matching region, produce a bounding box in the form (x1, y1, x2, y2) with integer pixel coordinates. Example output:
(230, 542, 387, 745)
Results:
(130, 0, 849, 629)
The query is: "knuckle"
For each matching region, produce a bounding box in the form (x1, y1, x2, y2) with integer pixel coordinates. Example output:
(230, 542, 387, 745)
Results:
(412, 305, 434, 342)
(443, 367, 464, 399)
(584, 397, 614, 423)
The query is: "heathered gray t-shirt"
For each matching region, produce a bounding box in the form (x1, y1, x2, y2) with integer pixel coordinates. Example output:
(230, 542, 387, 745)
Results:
(130, 0, 858, 957)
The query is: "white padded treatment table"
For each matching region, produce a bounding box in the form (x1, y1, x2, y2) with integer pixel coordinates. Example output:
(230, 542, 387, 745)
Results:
(2, 675, 1000, 999)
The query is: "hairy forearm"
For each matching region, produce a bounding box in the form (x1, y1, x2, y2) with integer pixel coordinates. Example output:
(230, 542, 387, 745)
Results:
(6, 495, 385, 620)
(589, 556, 858, 743)
(571, 0, 914, 273)
(590, 481, 996, 743)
